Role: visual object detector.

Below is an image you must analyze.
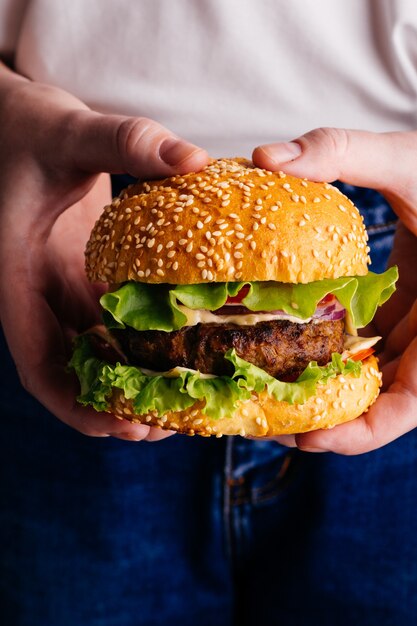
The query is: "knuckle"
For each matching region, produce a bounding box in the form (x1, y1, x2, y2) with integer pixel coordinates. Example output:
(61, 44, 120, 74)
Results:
(309, 127, 350, 159)
(302, 126, 351, 180)
(116, 116, 159, 160)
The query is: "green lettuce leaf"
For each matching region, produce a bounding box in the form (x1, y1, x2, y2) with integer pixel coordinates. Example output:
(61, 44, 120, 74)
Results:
(100, 282, 188, 331)
(69, 336, 363, 420)
(226, 349, 361, 405)
(100, 267, 398, 332)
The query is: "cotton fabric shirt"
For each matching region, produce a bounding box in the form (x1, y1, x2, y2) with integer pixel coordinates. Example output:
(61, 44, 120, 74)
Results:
(1, 0, 417, 156)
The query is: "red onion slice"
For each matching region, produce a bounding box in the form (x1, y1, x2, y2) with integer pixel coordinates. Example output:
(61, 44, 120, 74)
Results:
(213, 295, 345, 321)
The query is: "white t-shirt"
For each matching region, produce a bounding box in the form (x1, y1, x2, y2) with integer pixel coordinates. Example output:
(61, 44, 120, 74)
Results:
(1, 0, 417, 156)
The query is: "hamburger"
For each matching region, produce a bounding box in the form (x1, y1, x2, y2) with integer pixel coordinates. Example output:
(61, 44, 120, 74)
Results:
(69, 158, 398, 437)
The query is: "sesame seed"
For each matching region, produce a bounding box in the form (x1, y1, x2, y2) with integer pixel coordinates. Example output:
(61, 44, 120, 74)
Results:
(313, 197, 321, 203)
(298, 220, 306, 227)
(268, 223, 276, 230)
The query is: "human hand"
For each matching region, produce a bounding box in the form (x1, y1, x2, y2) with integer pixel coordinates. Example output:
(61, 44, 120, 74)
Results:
(0, 66, 209, 441)
(253, 128, 417, 454)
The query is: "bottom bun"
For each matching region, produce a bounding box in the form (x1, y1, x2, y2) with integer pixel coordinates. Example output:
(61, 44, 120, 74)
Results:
(107, 356, 382, 437)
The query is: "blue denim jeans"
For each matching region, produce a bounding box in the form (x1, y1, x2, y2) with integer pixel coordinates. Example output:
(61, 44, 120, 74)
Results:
(1, 185, 411, 626)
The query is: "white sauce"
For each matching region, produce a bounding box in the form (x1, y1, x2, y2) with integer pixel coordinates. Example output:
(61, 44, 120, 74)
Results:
(177, 304, 311, 326)
(342, 334, 381, 359)
(139, 365, 217, 379)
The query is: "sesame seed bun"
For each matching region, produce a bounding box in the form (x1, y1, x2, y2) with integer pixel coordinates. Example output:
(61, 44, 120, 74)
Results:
(85, 158, 370, 285)
(106, 355, 381, 437)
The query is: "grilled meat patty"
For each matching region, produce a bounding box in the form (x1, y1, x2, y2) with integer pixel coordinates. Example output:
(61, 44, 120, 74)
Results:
(113, 318, 344, 379)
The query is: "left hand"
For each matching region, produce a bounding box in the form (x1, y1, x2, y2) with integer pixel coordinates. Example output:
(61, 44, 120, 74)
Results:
(252, 128, 417, 454)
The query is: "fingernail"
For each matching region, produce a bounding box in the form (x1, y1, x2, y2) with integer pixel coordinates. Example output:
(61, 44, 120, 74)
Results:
(160, 139, 201, 166)
(298, 446, 328, 453)
(108, 431, 142, 441)
(260, 142, 302, 164)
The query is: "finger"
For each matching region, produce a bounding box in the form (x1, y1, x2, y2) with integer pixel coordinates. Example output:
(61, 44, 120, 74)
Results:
(381, 299, 417, 363)
(108, 427, 175, 442)
(247, 434, 297, 446)
(253, 128, 417, 235)
(64, 111, 209, 180)
(295, 335, 417, 455)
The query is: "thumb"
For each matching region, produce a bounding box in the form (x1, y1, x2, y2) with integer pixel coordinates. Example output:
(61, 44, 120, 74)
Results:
(252, 127, 417, 195)
(63, 110, 209, 179)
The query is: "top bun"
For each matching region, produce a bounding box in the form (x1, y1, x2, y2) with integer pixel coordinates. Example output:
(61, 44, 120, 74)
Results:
(86, 158, 370, 285)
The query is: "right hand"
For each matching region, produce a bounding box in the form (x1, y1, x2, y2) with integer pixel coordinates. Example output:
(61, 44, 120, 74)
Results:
(0, 66, 209, 441)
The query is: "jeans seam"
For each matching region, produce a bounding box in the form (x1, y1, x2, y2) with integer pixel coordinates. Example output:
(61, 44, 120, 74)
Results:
(229, 451, 295, 507)
(367, 220, 397, 234)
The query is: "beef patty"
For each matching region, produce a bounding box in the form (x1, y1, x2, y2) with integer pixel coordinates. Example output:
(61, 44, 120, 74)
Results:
(114, 318, 344, 380)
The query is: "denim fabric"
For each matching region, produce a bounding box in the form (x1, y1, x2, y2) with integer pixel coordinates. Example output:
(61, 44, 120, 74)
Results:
(1, 184, 410, 626)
